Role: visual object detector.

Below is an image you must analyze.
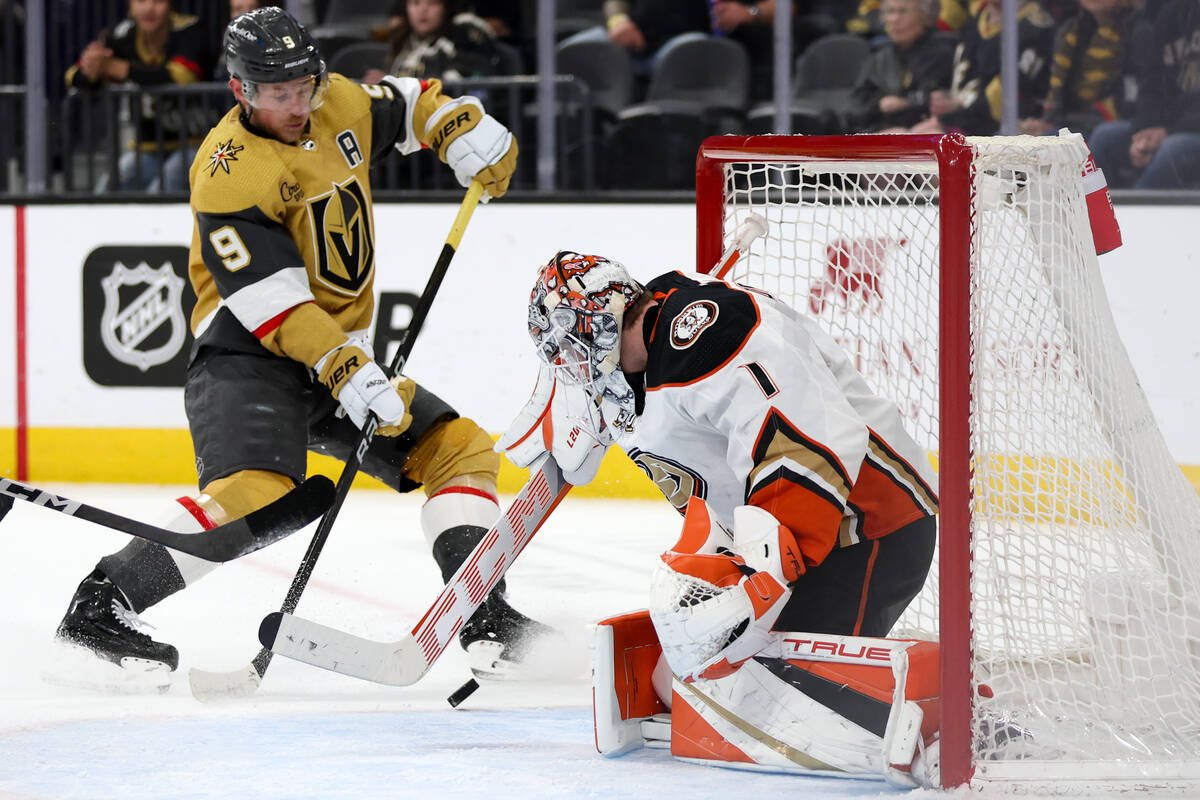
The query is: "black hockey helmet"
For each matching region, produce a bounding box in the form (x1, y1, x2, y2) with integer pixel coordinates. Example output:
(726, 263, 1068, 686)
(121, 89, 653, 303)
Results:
(224, 7, 328, 111)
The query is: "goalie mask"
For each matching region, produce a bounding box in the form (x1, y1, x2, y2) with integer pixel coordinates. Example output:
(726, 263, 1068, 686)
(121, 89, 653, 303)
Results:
(225, 7, 329, 112)
(528, 252, 644, 412)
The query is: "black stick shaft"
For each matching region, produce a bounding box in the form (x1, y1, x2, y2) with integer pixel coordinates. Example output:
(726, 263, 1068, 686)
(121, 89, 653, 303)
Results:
(249, 181, 484, 679)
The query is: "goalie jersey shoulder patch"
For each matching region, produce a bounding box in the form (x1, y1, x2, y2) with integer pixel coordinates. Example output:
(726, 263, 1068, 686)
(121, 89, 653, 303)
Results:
(644, 272, 760, 390)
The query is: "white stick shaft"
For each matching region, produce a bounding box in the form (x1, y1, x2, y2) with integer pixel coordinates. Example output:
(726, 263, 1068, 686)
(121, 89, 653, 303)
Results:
(263, 455, 571, 685)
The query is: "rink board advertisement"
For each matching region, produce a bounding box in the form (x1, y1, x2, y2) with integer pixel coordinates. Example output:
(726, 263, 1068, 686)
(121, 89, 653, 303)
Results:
(1, 201, 1198, 496)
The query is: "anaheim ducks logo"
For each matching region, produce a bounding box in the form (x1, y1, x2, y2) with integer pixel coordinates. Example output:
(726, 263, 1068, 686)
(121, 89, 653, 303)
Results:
(628, 448, 707, 513)
(670, 300, 719, 349)
(307, 176, 374, 294)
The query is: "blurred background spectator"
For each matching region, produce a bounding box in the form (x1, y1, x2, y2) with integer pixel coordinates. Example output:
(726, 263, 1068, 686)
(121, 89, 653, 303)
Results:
(65, 0, 211, 192)
(11, 0, 1197, 195)
(846, 0, 973, 39)
(214, 0, 276, 81)
(362, 0, 504, 84)
(847, 0, 958, 132)
(1089, 0, 1200, 188)
(905, 0, 1054, 135)
(559, 0, 709, 83)
(1020, 0, 1150, 138)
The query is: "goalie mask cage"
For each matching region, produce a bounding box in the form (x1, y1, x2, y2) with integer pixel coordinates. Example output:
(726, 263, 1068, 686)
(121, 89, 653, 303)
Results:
(696, 134, 1200, 792)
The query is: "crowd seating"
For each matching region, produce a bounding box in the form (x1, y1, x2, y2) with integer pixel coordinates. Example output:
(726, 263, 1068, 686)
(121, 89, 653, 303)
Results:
(5, 0, 1198, 195)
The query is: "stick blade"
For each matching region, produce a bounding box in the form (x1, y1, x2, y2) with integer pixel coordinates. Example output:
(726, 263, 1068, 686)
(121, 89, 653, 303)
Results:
(262, 611, 431, 686)
(187, 663, 263, 702)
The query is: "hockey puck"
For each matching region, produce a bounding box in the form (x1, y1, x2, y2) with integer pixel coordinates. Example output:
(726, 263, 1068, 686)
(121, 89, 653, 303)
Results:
(447, 678, 480, 708)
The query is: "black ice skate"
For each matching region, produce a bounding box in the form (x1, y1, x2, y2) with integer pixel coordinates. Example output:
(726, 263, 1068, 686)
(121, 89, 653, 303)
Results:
(51, 569, 178, 692)
(459, 591, 556, 681)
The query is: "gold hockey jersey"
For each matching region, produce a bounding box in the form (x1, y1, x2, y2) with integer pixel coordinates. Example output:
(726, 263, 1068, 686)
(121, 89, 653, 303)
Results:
(187, 73, 454, 363)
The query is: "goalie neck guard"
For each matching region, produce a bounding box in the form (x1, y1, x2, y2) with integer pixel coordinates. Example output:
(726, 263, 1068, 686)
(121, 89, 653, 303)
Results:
(224, 7, 328, 112)
(528, 252, 644, 412)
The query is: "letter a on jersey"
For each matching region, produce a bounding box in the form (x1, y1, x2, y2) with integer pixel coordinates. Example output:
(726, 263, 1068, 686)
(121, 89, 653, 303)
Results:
(307, 175, 375, 294)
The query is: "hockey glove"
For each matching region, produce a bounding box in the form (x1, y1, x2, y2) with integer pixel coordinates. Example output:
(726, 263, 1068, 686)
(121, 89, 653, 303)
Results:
(426, 97, 517, 198)
(649, 498, 790, 683)
(315, 343, 413, 435)
(495, 363, 613, 485)
(732, 505, 805, 583)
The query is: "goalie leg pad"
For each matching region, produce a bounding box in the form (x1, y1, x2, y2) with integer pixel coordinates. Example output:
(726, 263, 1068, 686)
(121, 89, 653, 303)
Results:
(667, 640, 942, 788)
(592, 610, 671, 755)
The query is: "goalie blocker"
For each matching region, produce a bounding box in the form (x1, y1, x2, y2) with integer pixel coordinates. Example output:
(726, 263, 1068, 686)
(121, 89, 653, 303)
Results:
(592, 611, 941, 789)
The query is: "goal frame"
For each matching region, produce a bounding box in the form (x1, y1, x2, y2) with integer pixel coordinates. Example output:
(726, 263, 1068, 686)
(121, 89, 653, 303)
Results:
(696, 133, 977, 788)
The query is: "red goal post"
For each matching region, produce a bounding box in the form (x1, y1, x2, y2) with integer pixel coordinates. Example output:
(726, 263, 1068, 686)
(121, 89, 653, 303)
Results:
(695, 134, 1200, 791)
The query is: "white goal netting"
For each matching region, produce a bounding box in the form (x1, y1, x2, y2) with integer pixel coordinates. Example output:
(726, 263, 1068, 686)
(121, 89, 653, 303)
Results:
(701, 134, 1200, 787)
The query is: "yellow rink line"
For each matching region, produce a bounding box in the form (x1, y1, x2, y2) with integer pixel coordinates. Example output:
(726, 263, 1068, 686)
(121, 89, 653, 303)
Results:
(0, 427, 658, 498)
(2, 428, 1199, 503)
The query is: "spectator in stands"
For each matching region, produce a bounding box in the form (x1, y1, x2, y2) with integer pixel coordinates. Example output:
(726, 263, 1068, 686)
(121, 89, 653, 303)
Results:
(65, 0, 210, 193)
(363, 0, 503, 84)
(905, 0, 1055, 135)
(847, 0, 971, 39)
(215, 0, 274, 80)
(710, 1, 786, 101)
(559, 0, 711, 80)
(1088, 0, 1200, 188)
(1019, 0, 1149, 138)
(847, 0, 958, 132)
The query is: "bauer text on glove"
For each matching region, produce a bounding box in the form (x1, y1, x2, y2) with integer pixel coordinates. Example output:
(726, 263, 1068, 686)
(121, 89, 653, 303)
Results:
(316, 343, 413, 435)
(426, 96, 517, 198)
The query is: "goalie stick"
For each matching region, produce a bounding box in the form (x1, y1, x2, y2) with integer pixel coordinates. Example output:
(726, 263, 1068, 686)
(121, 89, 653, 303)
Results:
(0, 476, 334, 561)
(258, 454, 570, 686)
(188, 181, 484, 701)
(255, 213, 770, 687)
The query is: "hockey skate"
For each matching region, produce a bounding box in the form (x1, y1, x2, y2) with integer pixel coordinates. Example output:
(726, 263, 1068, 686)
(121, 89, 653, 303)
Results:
(459, 591, 557, 681)
(50, 569, 178, 693)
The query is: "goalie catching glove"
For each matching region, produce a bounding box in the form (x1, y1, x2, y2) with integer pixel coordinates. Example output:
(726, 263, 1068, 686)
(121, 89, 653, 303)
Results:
(315, 342, 414, 435)
(649, 498, 802, 682)
(426, 96, 517, 199)
(495, 362, 617, 485)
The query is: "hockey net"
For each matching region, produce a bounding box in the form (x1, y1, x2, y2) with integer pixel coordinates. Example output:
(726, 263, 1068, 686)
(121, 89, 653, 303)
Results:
(695, 134, 1200, 790)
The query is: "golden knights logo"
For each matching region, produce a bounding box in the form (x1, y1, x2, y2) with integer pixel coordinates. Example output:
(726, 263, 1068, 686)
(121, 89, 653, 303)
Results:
(206, 138, 243, 177)
(307, 175, 374, 293)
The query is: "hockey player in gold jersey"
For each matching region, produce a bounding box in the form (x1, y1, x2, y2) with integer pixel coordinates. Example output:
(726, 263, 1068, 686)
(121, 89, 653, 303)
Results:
(53, 7, 544, 691)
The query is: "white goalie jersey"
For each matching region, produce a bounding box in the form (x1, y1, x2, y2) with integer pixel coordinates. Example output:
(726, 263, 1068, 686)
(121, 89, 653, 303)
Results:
(621, 271, 938, 570)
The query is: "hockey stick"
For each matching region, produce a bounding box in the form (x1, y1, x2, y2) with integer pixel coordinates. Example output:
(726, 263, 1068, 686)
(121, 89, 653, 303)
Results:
(713, 213, 768, 279)
(0, 475, 334, 561)
(258, 453, 570, 685)
(188, 181, 485, 701)
(253, 211, 772, 687)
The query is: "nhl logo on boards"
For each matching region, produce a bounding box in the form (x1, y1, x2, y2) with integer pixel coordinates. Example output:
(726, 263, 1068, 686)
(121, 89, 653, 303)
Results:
(83, 246, 195, 387)
(670, 300, 719, 349)
(101, 262, 187, 371)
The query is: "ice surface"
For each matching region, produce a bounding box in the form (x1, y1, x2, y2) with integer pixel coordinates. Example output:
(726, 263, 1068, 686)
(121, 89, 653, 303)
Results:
(0, 484, 1150, 799)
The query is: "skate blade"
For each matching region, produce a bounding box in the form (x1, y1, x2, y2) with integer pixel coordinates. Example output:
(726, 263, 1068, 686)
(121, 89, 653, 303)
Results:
(42, 641, 172, 695)
(465, 640, 531, 681)
(464, 629, 583, 682)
